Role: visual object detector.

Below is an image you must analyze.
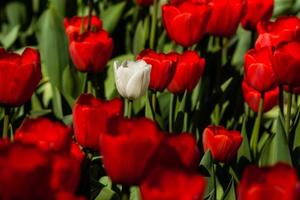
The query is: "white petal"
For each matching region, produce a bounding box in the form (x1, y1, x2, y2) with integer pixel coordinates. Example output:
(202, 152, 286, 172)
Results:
(126, 69, 145, 100)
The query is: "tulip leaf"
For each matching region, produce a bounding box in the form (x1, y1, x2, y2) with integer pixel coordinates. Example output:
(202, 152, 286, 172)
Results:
(36, 8, 69, 91)
(0, 25, 20, 49)
(95, 187, 118, 200)
(130, 186, 142, 200)
(259, 115, 292, 166)
(145, 92, 154, 120)
(273, 0, 295, 17)
(49, 0, 66, 17)
(292, 108, 300, 150)
(222, 178, 236, 200)
(51, 85, 63, 119)
(101, 1, 126, 33)
(133, 20, 146, 55)
(237, 116, 252, 162)
(5, 2, 26, 27)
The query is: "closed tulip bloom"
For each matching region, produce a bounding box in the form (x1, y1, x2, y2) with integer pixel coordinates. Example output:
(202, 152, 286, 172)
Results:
(242, 80, 278, 113)
(168, 51, 205, 94)
(100, 117, 163, 185)
(238, 163, 300, 200)
(73, 94, 123, 149)
(114, 60, 151, 100)
(273, 41, 300, 87)
(206, 0, 247, 37)
(68, 30, 113, 73)
(202, 125, 242, 162)
(140, 166, 206, 200)
(137, 49, 177, 91)
(241, 0, 273, 30)
(0, 142, 53, 200)
(256, 16, 300, 49)
(0, 48, 41, 107)
(15, 117, 72, 154)
(244, 47, 277, 92)
(162, 2, 211, 47)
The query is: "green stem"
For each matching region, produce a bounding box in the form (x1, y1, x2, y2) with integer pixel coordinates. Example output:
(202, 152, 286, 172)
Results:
(285, 90, 292, 135)
(229, 166, 239, 183)
(250, 93, 264, 159)
(279, 84, 284, 116)
(121, 186, 130, 200)
(213, 163, 217, 199)
(2, 108, 10, 139)
(169, 93, 174, 132)
(151, 92, 156, 113)
(87, 0, 93, 31)
(127, 100, 133, 118)
(149, 0, 158, 49)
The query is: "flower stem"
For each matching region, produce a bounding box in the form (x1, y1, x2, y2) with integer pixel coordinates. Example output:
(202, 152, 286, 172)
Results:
(285, 90, 292, 135)
(151, 92, 156, 113)
(250, 93, 264, 159)
(2, 107, 10, 139)
(87, 0, 93, 31)
(169, 93, 174, 132)
(127, 100, 133, 118)
(149, 0, 158, 49)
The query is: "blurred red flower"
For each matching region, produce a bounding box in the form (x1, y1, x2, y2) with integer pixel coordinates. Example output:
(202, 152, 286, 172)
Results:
(73, 94, 123, 149)
(256, 16, 300, 49)
(100, 117, 163, 185)
(244, 47, 277, 92)
(206, 0, 247, 37)
(137, 49, 178, 91)
(65, 16, 113, 73)
(238, 163, 300, 200)
(162, 2, 211, 47)
(168, 51, 205, 94)
(136, 0, 153, 6)
(202, 125, 242, 162)
(0, 48, 41, 106)
(273, 41, 300, 87)
(242, 80, 278, 113)
(241, 0, 273, 30)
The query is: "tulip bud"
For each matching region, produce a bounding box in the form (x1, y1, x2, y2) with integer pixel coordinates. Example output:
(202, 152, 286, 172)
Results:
(114, 60, 151, 100)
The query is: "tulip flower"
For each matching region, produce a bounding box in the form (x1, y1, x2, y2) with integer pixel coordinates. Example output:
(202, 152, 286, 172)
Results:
(15, 117, 72, 153)
(137, 49, 177, 91)
(0, 142, 53, 200)
(168, 51, 205, 94)
(0, 48, 41, 107)
(244, 47, 277, 92)
(238, 163, 300, 200)
(202, 125, 242, 162)
(73, 94, 123, 149)
(241, 0, 274, 30)
(273, 41, 300, 87)
(114, 60, 151, 100)
(256, 16, 300, 49)
(206, 0, 247, 37)
(65, 16, 113, 73)
(100, 117, 163, 185)
(162, 2, 211, 47)
(242, 80, 279, 113)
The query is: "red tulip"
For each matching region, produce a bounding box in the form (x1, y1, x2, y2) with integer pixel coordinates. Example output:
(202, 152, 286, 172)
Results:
(73, 94, 123, 149)
(100, 117, 163, 185)
(15, 117, 72, 153)
(140, 166, 206, 200)
(0, 142, 53, 200)
(202, 125, 242, 162)
(238, 163, 300, 200)
(64, 16, 102, 40)
(242, 80, 278, 113)
(162, 2, 211, 47)
(206, 0, 247, 37)
(244, 47, 277, 92)
(170, 0, 208, 5)
(137, 49, 177, 91)
(0, 48, 41, 106)
(273, 41, 300, 87)
(136, 0, 153, 6)
(284, 85, 300, 94)
(241, 0, 273, 30)
(168, 51, 205, 94)
(256, 16, 300, 49)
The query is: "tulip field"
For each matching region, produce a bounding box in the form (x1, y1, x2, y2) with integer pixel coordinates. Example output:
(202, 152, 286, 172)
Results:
(2, 0, 300, 199)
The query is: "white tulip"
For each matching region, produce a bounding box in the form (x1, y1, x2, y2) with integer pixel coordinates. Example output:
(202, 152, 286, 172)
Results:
(114, 60, 151, 100)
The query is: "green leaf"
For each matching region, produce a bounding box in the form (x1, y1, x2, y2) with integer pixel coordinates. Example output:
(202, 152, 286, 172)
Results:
(36, 8, 69, 91)
(130, 187, 142, 200)
(49, 0, 66, 17)
(52, 86, 63, 119)
(274, 0, 295, 17)
(145, 93, 154, 120)
(95, 187, 118, 200)
(101, 1, 126, 33)
(237, 116, 252, 162)
(5, 2, 26, 27)
(0, 25, 20, 49)
(259, 116, 292, 166)
(133, 21, 146, 55)
(222, 178, 236, 200)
